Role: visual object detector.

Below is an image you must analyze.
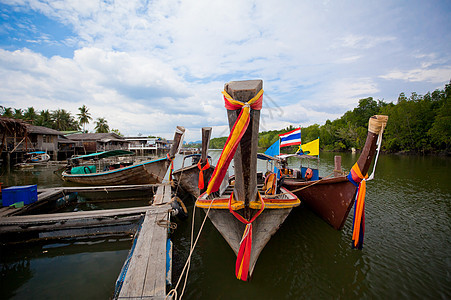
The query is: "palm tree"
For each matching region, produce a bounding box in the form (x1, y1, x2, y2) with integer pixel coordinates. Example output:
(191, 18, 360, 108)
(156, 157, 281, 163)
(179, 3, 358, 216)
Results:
(51, 109, 80, 131)
(13, 108, 23, 119)
(1, 107, 13, 117)
(77, 105, 92, 133)
(95, 117, 109, 133)
(36, 109, 52, 127)
(23, 107, 38, 124)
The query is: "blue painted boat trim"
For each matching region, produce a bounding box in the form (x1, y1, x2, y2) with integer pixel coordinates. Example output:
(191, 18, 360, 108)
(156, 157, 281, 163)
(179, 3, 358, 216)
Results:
(64, 157, 167, 177)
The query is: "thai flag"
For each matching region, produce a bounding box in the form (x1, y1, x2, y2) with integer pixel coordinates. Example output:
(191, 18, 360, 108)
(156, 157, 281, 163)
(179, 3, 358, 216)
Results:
(279, 128, 301, 147)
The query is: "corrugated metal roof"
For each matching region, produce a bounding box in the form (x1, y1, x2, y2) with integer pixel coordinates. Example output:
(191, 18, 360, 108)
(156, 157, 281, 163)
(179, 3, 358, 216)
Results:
(28, 125, 68, 137)
(66, 132, 125, 141)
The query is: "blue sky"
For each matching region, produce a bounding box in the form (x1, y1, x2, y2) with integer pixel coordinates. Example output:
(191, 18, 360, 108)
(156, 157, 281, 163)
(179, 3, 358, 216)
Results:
(0, 0, 450, 141)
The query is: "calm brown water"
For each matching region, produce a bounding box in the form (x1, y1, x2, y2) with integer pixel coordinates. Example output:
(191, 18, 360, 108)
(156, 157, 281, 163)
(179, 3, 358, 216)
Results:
(1, 152, 450, 299)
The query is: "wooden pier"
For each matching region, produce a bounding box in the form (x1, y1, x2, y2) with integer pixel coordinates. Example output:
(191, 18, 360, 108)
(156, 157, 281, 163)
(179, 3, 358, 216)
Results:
(115, 183, 173, 299)
(1, 184, 159, 217)
(0, 182, 175, 299)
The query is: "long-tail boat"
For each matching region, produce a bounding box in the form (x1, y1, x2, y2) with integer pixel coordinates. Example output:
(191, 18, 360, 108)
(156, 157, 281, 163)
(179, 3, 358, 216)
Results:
(281, 115, 388, 238)
(61, 126, 185, 185)
(172, 127, 215, 197)
(196, 80, 300, 281)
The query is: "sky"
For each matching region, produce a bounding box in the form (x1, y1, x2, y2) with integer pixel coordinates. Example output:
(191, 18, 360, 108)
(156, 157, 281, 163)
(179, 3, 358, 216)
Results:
(0, 0, 450, 142)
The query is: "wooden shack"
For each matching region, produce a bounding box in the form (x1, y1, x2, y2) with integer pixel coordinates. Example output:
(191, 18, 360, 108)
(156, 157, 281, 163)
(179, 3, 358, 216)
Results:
(66, 132, 130, 154)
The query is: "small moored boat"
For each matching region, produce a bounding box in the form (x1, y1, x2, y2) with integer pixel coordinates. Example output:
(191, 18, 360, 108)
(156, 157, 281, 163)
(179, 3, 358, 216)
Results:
(25, 151, 50, 163)
(279, 115, 388, 233)
(173, 127, 215, 198)
(62, 126, 185, 186)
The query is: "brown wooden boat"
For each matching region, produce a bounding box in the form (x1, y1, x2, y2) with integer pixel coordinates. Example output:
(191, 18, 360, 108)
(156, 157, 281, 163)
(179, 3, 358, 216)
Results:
(61, 126, 185, 186)
(172, 127, 215, 197)
(195, 80, 300, 281)
(281, 115, 388, 230)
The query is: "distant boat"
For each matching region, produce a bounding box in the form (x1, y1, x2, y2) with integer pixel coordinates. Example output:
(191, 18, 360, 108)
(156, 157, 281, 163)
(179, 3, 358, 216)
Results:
(61, 127, 185, 186)
(173, 127, 215, 198)
(25, 151, 50, 163)
(196, 80, 300, 281)
(278, 115, 388, 230)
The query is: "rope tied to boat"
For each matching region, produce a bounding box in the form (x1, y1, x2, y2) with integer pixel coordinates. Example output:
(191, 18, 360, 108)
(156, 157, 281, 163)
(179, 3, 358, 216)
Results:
(205, 89, 264, 196)
(228, 192, 265, 281)
(166, 195, 217, 300)
(197, 160, 210, 190)
(156, 219, 177, 232)
(347, 163, 368, 250)
(367, 115, 388, 181)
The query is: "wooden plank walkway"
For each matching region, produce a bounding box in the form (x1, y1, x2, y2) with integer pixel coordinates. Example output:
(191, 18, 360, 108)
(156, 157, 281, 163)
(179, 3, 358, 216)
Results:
(117, 183, 173, 300)
(3, 184, 158, 217)
(0, 205, 150, 240)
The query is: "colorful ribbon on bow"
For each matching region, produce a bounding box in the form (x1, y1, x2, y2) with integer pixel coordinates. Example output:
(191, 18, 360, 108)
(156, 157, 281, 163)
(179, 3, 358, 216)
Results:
(347, 162, 368, 249)
(228, 192, 265, 281)
(197, 160, 210, 190)
(205, 89, 264, 195)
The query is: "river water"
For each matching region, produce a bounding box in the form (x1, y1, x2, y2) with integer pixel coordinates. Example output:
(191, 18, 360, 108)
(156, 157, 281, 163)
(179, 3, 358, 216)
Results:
(0, 152, 450, 299)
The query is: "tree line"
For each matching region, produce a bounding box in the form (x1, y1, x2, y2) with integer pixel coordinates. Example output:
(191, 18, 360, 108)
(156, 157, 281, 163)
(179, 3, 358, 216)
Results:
(0, 105, 113, 134)
(210, 80, 451, 154)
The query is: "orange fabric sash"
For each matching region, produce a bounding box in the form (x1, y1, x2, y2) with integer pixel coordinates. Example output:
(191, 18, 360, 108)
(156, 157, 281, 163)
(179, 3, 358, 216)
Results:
(350, 163, 368, 249)
(205, 89, 263, 195)
(197, 160, 210, 190)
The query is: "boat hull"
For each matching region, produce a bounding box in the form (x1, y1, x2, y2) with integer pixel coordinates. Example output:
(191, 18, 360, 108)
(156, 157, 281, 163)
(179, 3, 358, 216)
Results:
(282, 176, 357, 230)
(62, 158, 169, 186)
(172, 164, 215, 197)
(206, 207, 293, 277)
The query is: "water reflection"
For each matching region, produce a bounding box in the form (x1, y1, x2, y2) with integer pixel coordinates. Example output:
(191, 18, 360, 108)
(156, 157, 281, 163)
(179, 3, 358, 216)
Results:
(0, 152, 450, 299)
(0, 237, 132, 299)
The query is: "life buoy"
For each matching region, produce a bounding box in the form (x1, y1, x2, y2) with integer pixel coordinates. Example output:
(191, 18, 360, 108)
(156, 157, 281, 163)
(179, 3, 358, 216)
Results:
(305, 168, 313, 180)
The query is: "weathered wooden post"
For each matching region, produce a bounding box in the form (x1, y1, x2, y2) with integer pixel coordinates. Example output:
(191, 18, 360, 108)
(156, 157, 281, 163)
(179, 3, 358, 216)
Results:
(225, 80, 262, 219)
(168, 126, 185, 159)
(334, 155, 342, 177)
(201, 127, 212, 164)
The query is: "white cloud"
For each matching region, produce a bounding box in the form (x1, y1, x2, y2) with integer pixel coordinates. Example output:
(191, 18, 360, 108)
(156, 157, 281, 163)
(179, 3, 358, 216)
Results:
(381, 67, 451, 83)
(1, 0, 450, 141)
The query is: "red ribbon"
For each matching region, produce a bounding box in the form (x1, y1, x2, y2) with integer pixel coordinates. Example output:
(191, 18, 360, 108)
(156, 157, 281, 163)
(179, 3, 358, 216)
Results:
(228, 192, 265, 281)
(197, 160, 210, 190)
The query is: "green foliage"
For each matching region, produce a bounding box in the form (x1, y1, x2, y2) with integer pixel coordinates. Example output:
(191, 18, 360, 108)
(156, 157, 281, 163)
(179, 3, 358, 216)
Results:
(379, 83, 450, 153)
(260, 80, 450, 154)
(23, 107, 37, 124)
(77, 104, 92, 133)
(209, 136, 228, 149)
(51, 109, 80, 131)
(111, 128, 123, 136)
(1, 105, 103, 133)
(35, 110, 53, 127)
(258, 129, 284, 149)
(95, 117, 109, 133)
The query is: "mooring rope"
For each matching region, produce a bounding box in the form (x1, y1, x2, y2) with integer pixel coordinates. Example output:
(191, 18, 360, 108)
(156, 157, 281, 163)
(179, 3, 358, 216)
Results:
(166, 198, 215, 300)
(265, 171, 335, 199)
